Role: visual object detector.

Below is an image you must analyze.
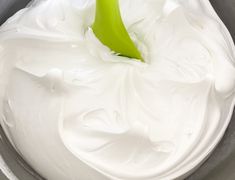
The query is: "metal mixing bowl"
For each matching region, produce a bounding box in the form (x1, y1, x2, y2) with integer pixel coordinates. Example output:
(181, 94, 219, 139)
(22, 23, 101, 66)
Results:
(0, 0, 235, 179)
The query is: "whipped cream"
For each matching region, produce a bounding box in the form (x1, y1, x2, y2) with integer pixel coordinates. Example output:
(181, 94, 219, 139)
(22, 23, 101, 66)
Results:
(0, 0, 235, 179)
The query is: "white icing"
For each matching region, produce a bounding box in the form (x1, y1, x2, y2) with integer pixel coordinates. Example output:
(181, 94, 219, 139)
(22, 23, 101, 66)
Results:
(0, 0, 235, 179)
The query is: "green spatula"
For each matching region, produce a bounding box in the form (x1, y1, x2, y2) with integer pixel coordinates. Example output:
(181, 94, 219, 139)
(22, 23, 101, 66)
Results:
(92, 0, 144, 62)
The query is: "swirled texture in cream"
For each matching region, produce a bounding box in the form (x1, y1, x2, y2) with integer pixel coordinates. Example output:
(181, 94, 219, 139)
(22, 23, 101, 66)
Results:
(0, 0, 235, 179)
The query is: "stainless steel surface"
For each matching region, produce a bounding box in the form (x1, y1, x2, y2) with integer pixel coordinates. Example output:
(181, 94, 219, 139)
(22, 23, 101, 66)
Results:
(0, 0, 30, 25)
(0, 0, 235, 180)
(0, 126, 44, 180)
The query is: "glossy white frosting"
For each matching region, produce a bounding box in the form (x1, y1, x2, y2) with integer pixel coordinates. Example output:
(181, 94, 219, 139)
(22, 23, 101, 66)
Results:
(0, 0, 235, 179)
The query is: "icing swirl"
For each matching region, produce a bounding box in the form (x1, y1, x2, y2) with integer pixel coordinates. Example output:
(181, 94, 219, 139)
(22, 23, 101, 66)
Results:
(0, 0, 235, 179)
